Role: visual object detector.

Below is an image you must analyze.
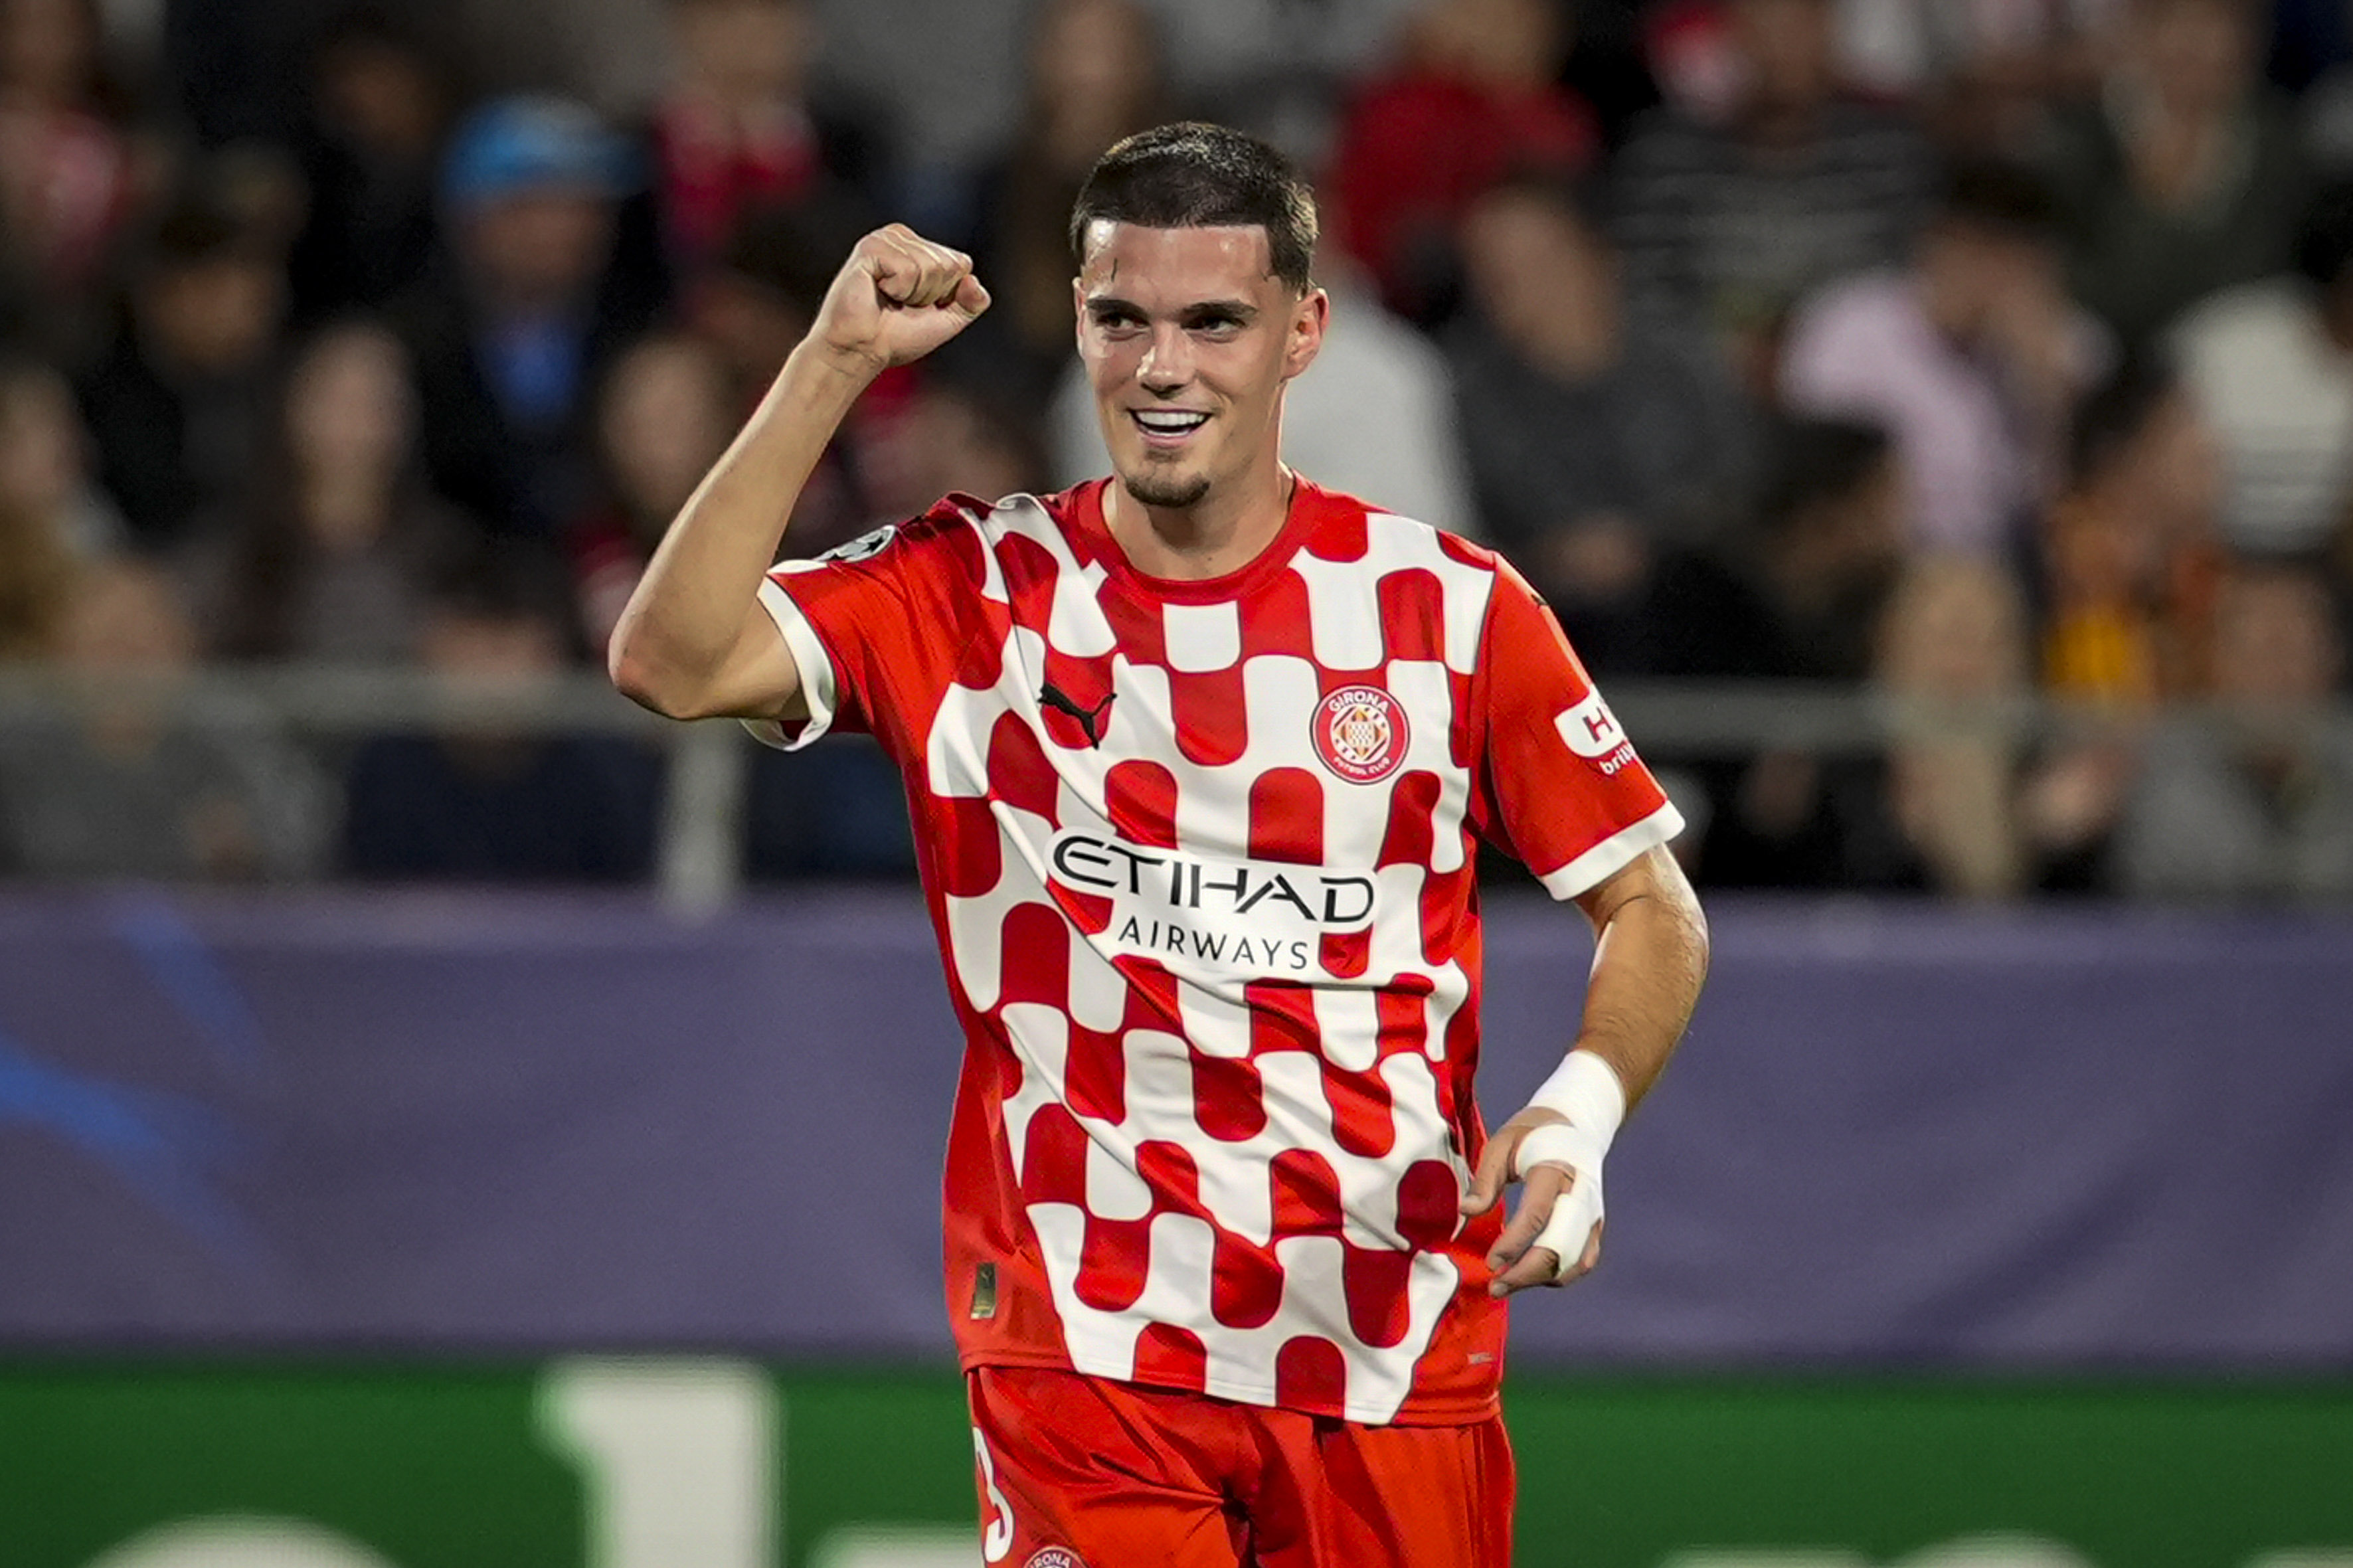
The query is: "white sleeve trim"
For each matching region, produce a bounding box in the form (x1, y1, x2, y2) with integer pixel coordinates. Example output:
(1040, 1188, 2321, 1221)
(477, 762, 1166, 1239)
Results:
(1535, 800, 1686, 901)
(741, 576, 842, 751)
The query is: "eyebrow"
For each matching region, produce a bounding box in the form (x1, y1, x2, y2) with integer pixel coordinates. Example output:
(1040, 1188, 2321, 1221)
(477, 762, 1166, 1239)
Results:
(1084, 295, 1261, 323)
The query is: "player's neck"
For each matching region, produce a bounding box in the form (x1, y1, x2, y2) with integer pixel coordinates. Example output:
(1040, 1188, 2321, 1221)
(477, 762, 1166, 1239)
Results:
(1106, 458, 1296, 582)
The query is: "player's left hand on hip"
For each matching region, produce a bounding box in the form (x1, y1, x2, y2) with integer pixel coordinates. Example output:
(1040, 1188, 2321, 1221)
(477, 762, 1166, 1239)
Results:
(1461, 1108, 1608, 1296)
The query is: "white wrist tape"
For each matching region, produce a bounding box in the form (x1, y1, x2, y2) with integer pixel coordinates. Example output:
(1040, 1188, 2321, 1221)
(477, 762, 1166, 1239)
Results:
(1510, 1051, 1626, 1279)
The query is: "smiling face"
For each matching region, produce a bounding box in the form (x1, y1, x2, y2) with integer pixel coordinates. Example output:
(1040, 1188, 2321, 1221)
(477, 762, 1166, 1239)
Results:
(1075, 220, 1326, 514)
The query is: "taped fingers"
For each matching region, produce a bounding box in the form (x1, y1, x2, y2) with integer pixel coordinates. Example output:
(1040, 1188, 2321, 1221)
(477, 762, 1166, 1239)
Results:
(1525, 1176, 1603, 1286)
(1485, 1162, 1568, 1274)
(1490, 1120, 1609, 1293)
(1486, 1175, 1601, 1294)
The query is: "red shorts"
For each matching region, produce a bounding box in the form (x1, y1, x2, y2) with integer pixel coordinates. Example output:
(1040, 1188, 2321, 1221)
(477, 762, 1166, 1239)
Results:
(964, 1365, 1515, 1568)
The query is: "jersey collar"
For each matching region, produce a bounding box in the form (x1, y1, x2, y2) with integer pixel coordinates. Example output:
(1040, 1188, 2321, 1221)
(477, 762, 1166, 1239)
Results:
(1075, 473, 1331, 604)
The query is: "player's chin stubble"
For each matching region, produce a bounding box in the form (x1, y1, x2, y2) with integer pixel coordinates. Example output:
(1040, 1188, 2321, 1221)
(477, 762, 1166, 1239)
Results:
(1122, 469, 1213, 509)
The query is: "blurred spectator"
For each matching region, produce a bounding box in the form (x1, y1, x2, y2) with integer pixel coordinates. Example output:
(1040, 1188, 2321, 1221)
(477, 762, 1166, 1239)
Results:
(1640, 416, 1903, 681)
(1832, 0, 2118, 155)
(2040, 0, 2310, 347)
(1866, 543, 2136, 899)
(2040, 355, 2222, 703)
(285, 8, 457, 323)
(0, 355, 122, 560)
(163, 0, 307, 146)
(1445, 171, 1751, 665)
(691, 192, 857, 407)
(2171, 181, 2353, 557)
(1636, 419, 1907, 887)
(1129, 0, 1421, 136)
(92, 0, 162, 76)
(1781, 160, 2105, 558)
(804, 0, 1397, 197)
(1646, 423, 2162, 899)
(1047, 245, 1471, 536)
(873, 380, 1045, 520)
(341, 545, 661, 882)
(689, 194, 918, 555)
(2111, 559, 2353, 899)
(446, 0, 668, 118)
(2010, 359, 2220, 889)
(77, 183, 289, 550)
(1555, 0, 1663, 153)
(1882, 543, 2155, 890)
(2269, 0, 2352, 96)
(0, 386, 84, 658)
(1639, 0, 1745, 122)
(0, 0, 142, 346)
(181, 320, 470, 663)
(1614, 0, 1933, 389)
(2301, 19, 2353, 171)
(568, 330, 735, 655)
(0, 534, 74, 659)
(650, 0, 883, 279)
(399, 95, 661, 538)
(742, 733, 915, 879)
(1326, 0, 1597, 322)
(0, 558, 328, 879)
(199, 139, 310, 243)
(1874, 554, 2037, 897)
(952, 0, 1164, 413)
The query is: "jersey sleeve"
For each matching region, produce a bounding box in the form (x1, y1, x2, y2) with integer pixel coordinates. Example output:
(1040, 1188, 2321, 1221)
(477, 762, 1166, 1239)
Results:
(744, 498, 986, 761)
(1469, 562, 1685, 900)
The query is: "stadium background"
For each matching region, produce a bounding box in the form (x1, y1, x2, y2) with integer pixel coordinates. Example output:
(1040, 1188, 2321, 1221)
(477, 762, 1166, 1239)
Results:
(3, 0, 2352, 1563)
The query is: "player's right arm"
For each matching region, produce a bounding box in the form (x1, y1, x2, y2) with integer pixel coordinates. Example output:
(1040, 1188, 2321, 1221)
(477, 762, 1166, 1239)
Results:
(608, 226, 990, 722)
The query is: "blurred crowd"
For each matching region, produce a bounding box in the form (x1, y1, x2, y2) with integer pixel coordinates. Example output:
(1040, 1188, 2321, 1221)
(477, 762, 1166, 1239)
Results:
(1, 0, 2350, 901)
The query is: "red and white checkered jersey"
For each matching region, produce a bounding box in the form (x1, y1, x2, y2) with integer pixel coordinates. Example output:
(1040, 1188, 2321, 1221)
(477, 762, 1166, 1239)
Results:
(754, 478, 1681, 1425)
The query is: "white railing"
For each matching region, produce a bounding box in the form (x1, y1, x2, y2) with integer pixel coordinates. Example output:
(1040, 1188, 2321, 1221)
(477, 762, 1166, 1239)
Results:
(3, 665, 2347, 914)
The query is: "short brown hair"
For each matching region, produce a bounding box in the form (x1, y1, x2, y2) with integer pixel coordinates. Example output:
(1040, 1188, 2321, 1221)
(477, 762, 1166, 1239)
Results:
(1068, 121, 1318, 294)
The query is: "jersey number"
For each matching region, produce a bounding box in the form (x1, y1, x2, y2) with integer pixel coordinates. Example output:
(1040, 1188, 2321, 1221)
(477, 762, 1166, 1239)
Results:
(973, 1426, 1015, 1563)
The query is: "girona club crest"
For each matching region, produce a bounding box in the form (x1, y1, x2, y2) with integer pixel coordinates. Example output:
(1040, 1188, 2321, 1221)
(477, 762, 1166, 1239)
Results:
(1312, 684, 1409, 784)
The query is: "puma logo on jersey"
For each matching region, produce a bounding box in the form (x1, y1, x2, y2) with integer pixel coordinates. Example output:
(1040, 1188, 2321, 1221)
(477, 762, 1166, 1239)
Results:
(1039, 681, 1116, 748)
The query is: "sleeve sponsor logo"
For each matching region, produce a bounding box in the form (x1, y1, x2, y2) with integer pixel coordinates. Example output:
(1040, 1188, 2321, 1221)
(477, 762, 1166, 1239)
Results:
(1312, 684, 1410, 785)
(1048, 828, 1378, 979)
(1555, 692, 1638, 774)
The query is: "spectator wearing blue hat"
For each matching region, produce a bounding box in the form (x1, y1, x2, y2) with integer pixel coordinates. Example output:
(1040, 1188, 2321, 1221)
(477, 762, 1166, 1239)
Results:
(394, 94, 670, 541)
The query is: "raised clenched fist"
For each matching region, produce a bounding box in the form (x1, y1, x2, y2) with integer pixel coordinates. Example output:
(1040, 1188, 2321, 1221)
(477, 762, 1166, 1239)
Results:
(811, 223, 992, 375)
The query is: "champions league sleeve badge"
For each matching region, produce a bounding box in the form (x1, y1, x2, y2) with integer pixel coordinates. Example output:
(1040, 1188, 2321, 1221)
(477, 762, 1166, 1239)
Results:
(816, 524, 898, 564)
